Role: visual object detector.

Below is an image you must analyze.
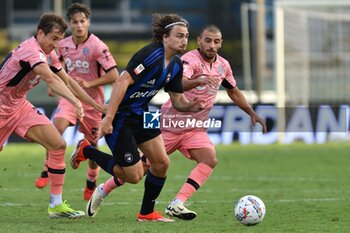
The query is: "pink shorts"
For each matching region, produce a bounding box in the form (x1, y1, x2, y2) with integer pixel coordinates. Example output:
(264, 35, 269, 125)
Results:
(161, 130, 215, 159)
(53, 98, 102, 144)
(0, 101, 51, 147)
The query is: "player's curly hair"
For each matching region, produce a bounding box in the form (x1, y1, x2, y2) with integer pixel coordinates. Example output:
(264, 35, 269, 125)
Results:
(66, 2, 91, 21)
(152, 13, 189, 43)
(37, 13, 68, 35)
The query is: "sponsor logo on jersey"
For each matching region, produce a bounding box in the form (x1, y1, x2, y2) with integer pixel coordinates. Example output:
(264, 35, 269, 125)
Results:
(147, 79, 156, 85)
(141, 78, 156, 88)
(130, 90, 159, 98)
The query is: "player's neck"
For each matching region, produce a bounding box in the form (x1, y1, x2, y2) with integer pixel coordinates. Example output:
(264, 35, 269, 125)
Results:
(163, 48, 176, 67)
(73, 34, 88, 45)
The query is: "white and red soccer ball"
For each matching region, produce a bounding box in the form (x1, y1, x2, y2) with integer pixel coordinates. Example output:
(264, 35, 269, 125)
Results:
(234, 195, 266, 226)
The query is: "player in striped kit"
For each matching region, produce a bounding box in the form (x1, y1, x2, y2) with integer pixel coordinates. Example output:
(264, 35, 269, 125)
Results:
(70, 13, 204, 222)
(34, 3, 118, 201)
(84, 25, 267, 221)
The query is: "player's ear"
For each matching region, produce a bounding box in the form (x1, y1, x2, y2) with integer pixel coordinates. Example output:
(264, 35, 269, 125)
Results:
(37, 29, 44, 37)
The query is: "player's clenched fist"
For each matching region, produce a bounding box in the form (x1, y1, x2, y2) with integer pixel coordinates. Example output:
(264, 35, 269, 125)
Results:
(97, 116, 113, 139)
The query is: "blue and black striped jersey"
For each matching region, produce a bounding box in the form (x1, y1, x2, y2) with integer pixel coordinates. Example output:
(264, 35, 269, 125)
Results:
(117, 42, 184, 115)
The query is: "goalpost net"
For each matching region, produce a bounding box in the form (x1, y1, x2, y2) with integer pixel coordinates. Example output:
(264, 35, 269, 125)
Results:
(274, 0, 350, 136)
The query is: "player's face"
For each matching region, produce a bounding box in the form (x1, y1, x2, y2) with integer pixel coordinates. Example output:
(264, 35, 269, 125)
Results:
(163, 25, 189, 55)
(198, 30, 222, 61)
(37, 28, 64, 54)
(69, 12, 90, 40)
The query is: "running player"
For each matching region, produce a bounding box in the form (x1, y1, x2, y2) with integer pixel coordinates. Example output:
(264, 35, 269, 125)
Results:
(0, 13, 104, 218)
(85, 24, 267, 221)
(162, 25, 267, 219)
(34, 3, 118, 201)
(70, 13, 203, 222)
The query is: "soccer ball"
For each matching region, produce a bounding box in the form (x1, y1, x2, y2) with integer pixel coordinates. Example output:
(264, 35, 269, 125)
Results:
(234, 195, 266, 226)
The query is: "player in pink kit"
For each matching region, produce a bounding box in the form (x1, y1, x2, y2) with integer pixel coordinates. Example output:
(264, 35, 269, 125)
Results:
(0, 13, 104, 218)
(35, 3, 118, 201)
(86, 24, 267, 220)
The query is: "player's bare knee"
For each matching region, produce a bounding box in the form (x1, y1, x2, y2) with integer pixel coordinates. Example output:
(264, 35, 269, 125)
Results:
(204, 157, 218, 168)
(55, 138, 66, 150)
(125, 174, 143, 184)
(47, 138, 66, 150)
(154, 156, 170, 172)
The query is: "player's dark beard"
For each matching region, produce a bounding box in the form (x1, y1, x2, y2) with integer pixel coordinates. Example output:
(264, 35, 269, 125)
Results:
(200, 49, 216, 61)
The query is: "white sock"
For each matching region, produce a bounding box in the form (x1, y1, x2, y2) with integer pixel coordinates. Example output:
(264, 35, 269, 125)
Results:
(171, 198, 183, 205)
(98, 185, 108, 198)
(49, 194, 62, 208)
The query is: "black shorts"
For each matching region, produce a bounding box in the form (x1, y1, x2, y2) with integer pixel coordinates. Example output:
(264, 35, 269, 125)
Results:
(105, 113, 160, 167)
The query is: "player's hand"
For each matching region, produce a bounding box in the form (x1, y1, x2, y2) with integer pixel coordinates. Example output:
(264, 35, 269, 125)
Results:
(97, 116, 113, 139)
(96, 104, 107, 114)
(75, 77, 91, 89)
(188, 97, 205, 112)
(74, 101, 85, 122)
(250, 112, 268, 134)
(202, 75, 221, 88)
(197, 75, 220, 89)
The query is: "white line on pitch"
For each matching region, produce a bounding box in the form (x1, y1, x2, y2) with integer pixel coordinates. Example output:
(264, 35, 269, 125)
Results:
(0, 197, 348, 207)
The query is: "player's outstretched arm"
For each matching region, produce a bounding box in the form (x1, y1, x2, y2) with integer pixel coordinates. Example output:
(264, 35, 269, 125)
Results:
(97, 70, 133, 139)
(56, 68, 105, 113)
(168, 92, 204, 112)
(227, 86, 267, 133)
(182, 75, 220, 91)
(33, 63, 84, 120)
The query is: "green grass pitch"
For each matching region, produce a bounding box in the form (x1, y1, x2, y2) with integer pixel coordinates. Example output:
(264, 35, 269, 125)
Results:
(0, 142, 349, 233)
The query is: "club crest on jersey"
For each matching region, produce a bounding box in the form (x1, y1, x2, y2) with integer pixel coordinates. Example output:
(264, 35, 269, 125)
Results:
(124, 153, 133, 163)
(165, 73, 171, 83)
(39, 52, 46, 62)
(134, 64, 145, 75)
(83, 47, 89, 55)
(218, 65, 223, 75)
(47, 56, 52, 65)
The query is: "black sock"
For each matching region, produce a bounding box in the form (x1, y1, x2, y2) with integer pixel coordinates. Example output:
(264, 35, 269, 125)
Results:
(40, 171, 48, 178)
(140, 171, 166, 215)
(86, 180, 96, 190)
(83, 146, 117, 176)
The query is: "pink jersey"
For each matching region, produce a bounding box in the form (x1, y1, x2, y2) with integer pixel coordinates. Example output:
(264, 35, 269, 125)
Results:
(58, 33, 117, 107)
(161, 49, 236, 133)
(0, 36, 62, 119)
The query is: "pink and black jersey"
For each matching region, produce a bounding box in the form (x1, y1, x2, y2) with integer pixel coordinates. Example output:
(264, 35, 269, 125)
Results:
(161, 49, 237, 132)
(58, 33, 117, 106)
(0, 36, 62, 118)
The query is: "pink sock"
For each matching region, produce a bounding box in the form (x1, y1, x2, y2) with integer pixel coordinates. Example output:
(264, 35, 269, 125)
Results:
(102, 176, 125, 194)
(87, 166, 100, 182)
(47, 150, 66, 195)
(43, 152, 48, 172)
(176, 163, 213, 203)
